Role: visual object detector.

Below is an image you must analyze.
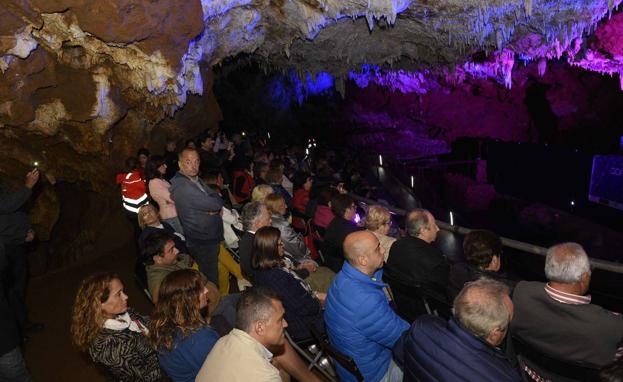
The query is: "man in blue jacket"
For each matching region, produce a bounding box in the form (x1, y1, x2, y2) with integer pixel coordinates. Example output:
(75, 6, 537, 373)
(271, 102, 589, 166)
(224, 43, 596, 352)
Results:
(170, 148, 224, 286)
(325, 231, 409, 382)
(395, 278, 521, 382)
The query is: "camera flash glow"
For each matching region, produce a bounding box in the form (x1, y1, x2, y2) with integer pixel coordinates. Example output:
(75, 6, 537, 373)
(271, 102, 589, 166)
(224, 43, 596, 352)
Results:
(570, 201, 575, 206)
(410, 175, 414, 188)
(33, 161, 38, 167)
(450, 211, 454, 226)
(378, 155, 383, 166)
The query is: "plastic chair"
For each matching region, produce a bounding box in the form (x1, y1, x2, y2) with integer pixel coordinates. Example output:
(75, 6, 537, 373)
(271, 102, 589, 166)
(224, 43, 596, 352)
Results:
(512, 335, 600, 382)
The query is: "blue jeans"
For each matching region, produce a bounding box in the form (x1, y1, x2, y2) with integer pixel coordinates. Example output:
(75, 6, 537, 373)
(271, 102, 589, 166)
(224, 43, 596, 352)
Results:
(188, 243, 220, 287)
(0, 347, 32, 382)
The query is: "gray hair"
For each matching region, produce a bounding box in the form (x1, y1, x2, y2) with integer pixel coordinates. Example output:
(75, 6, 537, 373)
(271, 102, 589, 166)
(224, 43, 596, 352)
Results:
(241, 202, 267, 231)
(453, 278, 511, 339)
(235, 286, 281, 332)
(544, 242, 591, 283)
(406, 209, 430, 238)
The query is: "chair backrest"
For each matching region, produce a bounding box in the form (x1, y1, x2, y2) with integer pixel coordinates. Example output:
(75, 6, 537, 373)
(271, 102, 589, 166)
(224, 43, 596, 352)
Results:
(310, 327, 364, 382)
(512, 335, 600, 382)
(383, 272, 452, 322)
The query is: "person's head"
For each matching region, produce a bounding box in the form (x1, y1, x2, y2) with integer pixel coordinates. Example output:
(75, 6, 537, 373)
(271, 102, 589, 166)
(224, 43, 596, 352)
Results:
(545, 242, 591, 293)
(316, 186, 336, 206)
(251, 184, 274, 203)
(242, 201, 272, 232)
(149, 269, 211, 351)
(254, 162, 269, 180)
(199, 133, 215, 152)
(178, 148, 200, 178)
(292, 171, 313, 191)
(235, 287, 287, 347)
(185, 139, 196, 149)
(123, 156, 139, 172)
(343, 231, 384, 276)
(137, 204, 160, 229)
(251, 226, 284, 269)
(204, 169, 224, 187)
(265, 167, 283, 184)
(70, 272, 126, 351)
(406, 209, 439, 243)
(331, 194, 356, 221)
(144, 154, 166, 181)
(270, 158, 286, 172)
(142, 231, 179, 266)
(453, 278, 513, 347)
(165, 139, 177, 153)
(365, 205, 392, 235)
(137, 148, 150, 168)
(463, 230, 503, 271)
(265, 193, 287, 216)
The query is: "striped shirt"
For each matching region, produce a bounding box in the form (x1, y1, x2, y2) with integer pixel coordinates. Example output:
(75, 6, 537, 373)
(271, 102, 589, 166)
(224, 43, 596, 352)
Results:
(544, 283, 591, 305)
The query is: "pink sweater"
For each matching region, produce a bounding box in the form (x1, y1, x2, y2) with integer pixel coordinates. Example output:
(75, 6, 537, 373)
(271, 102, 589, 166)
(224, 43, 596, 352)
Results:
(148, 178, 178, 220)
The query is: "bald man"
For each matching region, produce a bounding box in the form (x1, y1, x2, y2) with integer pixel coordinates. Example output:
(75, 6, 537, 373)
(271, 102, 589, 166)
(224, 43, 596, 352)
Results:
(324, 231, 409, 382)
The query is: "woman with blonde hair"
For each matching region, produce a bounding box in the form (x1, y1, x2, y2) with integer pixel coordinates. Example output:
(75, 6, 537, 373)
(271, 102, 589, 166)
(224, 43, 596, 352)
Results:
(365, 205, 396, 262)
(149, 269, 221, 382)
(251, 184, 274, 203)
(70, 272, 161, 381)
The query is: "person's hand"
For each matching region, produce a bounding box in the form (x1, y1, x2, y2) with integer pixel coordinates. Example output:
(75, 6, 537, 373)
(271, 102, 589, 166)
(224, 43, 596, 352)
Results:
(25, 169, 40, 189)
(315, 292, 327, 307)
(299, 262, 317, 273)
(24, 229, 35, 243)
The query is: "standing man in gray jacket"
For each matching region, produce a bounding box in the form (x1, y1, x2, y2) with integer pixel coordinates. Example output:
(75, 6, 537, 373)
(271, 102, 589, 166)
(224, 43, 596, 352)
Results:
(170, 148, 224, 286)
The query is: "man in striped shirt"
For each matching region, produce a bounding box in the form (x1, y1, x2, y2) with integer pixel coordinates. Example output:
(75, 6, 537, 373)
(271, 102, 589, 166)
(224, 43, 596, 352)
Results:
(511, 242, 623, 366)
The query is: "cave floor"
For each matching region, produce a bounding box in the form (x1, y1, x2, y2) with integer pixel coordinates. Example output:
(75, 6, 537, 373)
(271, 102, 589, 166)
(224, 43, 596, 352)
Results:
(23, 240, 152, 381)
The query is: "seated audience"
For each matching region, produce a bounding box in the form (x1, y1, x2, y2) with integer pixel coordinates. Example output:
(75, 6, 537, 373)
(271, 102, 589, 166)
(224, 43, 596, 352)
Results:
(265, 193, 335, 292)
(196, 287, 321, 382)
(254, 162, 269, 186)
(252, 227, 326, 341)
(322, 194, 361, 273)
(149, 269, 221, 382)
(252, 184, 275, 203)
(511, 242, 623, 367)
(291, 171, 313, 231)
(142, 231, 239, 325)
(265, 167, 292, 205)
(231, 157, 255, 205)
(270, 159, 294, 196)
(70, 273, 161, 381)
(385, 209, 449, 299)
(137, 204, 187, 257)
(396, 278, 521, 382)
(145, 155, 184, 234)
(204, 170, 236, 210)
(365, 205, 396, 262)
(312, 186, 335, 232)
(239, 202, 272, 280)
(447, 229, 516, 301)
(325, 231, 409, 382)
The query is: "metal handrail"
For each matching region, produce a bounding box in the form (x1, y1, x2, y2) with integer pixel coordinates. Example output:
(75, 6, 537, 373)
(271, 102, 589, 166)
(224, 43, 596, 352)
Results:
(349, 193, 623, 274)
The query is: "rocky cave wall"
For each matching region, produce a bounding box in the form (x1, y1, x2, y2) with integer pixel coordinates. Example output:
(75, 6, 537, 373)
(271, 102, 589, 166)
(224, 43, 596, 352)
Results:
(2, 0, 623, 271)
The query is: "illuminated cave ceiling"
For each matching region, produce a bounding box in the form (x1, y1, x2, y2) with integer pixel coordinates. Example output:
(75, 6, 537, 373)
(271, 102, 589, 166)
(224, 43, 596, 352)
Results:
(1, 0, 623, 183)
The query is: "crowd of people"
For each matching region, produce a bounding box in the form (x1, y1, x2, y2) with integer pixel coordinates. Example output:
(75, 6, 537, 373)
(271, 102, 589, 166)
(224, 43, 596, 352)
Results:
(2, 127, 622, 382)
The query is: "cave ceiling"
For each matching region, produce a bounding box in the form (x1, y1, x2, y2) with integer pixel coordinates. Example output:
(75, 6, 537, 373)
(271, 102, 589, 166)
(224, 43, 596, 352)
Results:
(1, 0, 623, 185)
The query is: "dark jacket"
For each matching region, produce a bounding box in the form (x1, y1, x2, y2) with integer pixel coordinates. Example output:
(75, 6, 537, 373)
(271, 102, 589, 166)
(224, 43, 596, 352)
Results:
(254, 268, 324, 340)
(0, 244, 20, 356)
(139, 223, 188, 261)
(322, 216, 361, 273)
(395, 315, 521, 382)
(511, 281, 623, 366)
(170, 172, 224, 246)
(325, 261, 409, 382)
(238, 231, 255, 280)
(385, 236, 449, 297)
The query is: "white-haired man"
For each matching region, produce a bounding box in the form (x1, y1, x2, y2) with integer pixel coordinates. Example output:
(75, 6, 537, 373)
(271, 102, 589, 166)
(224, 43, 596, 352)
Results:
(511, 242, 623, 366)
(396, 278, 521, 381)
